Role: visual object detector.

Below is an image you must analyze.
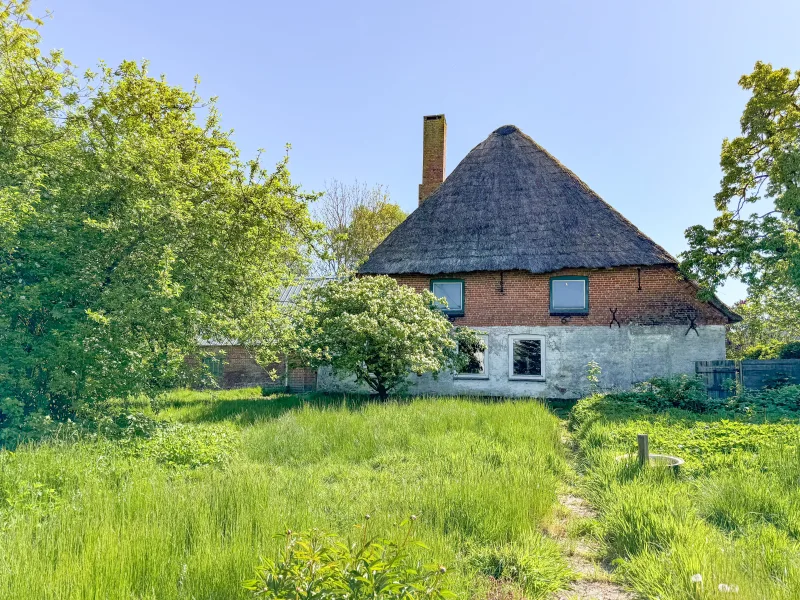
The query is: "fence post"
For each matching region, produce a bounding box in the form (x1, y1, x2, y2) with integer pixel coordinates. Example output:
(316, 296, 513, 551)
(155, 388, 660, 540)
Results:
(637, 434, 649, 466)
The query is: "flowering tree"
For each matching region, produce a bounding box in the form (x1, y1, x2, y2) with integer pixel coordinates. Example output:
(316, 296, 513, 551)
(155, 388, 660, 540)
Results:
(297, 276, 481, 399)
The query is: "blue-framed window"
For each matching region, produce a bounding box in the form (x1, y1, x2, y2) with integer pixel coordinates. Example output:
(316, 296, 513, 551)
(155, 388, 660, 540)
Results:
(430, 279, 465, 317)
(550, 276, 589, 315)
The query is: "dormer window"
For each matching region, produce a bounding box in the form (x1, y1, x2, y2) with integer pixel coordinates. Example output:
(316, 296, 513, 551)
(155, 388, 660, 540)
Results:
(431, 279, 464, 317)
(550, 276, 589, 315)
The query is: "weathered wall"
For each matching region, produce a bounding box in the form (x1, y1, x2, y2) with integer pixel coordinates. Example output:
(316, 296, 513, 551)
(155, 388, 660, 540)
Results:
(394, 266, 729, 327)
(317, 324, 727, 399)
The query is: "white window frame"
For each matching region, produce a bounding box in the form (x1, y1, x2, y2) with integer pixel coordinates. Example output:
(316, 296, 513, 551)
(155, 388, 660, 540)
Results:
(508, 334, 546, 381)
(454, 333, 489, 380)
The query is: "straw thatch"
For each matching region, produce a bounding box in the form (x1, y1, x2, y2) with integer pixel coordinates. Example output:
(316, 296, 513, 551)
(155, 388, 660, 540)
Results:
(360, 125, 677, 276)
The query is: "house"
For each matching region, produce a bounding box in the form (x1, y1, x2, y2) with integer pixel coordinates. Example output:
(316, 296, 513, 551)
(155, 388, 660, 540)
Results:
(317, 115, 739, 398)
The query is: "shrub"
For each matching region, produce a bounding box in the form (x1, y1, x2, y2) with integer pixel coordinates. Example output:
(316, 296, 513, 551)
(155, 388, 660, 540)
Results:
(629, 375, 716, 413)
(244, 520, 455, 599)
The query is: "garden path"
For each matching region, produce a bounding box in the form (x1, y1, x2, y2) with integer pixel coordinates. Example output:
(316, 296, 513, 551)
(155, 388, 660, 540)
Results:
(546, 430, 637, 600)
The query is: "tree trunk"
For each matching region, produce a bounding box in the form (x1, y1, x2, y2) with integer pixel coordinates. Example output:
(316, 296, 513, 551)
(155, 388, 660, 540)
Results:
(376, 382, 388, 401)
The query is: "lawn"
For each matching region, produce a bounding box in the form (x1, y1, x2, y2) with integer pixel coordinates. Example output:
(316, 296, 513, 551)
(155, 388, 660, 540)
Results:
(570, 390, 800, 600)
(0, 390, 570, 599)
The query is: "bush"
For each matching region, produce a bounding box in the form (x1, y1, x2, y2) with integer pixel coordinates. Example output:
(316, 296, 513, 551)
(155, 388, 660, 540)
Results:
(629, 375, 716, 413)
(244, 520, 454, 599)
(297, 276, 482, 400)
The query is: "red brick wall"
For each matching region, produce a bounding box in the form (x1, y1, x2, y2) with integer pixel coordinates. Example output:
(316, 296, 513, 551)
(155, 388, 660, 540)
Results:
(394, 266, 728, 327)
(288, 366, 317, 392)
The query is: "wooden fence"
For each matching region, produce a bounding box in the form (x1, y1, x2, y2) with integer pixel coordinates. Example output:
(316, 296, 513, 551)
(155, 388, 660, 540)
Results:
(696, 359, 800, 399)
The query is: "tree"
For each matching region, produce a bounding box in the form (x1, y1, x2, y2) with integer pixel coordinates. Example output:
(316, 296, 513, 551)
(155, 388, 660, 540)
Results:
(682, 62, 800, 295)
(297, 276, 482, 400)
(313, 180, 405, 276)
(0, 2, 319, 421)
(727, 286, 800, 359)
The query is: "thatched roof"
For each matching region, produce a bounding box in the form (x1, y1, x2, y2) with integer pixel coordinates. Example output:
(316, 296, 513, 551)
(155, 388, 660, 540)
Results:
(360, 125, 677, 275)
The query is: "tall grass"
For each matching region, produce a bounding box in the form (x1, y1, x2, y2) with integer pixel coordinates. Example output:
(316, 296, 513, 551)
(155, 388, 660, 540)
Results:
(572, 393, 800, 599)
(0, 393, 569, 599)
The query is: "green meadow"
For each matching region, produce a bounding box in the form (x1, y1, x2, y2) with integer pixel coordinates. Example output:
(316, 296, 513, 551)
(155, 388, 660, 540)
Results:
(571, 391, 800, 600)
(4, 385, 800, 599)
(0, 391, 570, 599)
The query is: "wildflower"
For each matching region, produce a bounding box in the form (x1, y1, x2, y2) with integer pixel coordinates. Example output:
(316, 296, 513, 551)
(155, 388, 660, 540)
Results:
(691, 574, 703, 584)
(365, 514, 371, 520)
(410, 514, 417, 521)
(438, 565, 447, 574)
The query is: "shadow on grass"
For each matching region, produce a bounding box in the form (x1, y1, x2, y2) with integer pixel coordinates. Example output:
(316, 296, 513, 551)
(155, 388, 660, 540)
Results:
(160, 391, 571, 425)
(160, 393, 387, 425)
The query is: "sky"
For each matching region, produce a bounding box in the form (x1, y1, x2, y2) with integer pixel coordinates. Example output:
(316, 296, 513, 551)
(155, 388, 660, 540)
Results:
(39, 0, 800, 304)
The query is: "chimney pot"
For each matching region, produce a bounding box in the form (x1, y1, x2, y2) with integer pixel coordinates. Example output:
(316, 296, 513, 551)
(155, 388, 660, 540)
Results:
(418, 114, 446, 205)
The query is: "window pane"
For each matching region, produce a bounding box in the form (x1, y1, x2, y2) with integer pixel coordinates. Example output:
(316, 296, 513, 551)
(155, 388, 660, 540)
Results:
(513, 339, 541, 376)
(432, 281, 463, 311)
(552, 280, 586, 309)
(458, 335, 486, 375)
(202, 356, 224, 378)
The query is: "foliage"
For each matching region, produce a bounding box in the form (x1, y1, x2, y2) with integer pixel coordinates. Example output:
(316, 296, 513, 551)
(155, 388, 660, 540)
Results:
(0, 2, 75, 247)
(621, 375, 716, 413)
(0, 3, 319, 423)
(313, 179, 405, 276)
(742, 340, 800, 360)
(570, 392, 800, 599)
(245, 521, 455, 599)
(296, 276, 482, 399)
(0, 393, 567, 599)
(585, 361, 602, 395)
(682, 62, 800, 295)
(727, 287, 800, 359)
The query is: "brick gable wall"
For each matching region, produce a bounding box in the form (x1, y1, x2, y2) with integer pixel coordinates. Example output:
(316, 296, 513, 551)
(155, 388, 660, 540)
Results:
(393, 266, 728, 328)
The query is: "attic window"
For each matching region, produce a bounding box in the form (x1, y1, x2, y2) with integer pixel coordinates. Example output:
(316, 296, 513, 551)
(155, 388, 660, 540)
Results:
(431, 279, 464, 316)
(550, 276, 589, 315)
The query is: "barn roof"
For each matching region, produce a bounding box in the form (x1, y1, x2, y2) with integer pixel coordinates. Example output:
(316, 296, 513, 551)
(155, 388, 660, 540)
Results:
(360, 125, 677, 276)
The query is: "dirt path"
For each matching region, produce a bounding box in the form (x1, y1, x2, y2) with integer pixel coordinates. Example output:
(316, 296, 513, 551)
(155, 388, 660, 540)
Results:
(546, 432, 637, 600)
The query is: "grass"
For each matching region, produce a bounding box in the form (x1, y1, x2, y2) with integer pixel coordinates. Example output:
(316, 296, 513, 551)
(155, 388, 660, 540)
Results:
(570, 392, 800, 599)
(0, 390, 570, 599)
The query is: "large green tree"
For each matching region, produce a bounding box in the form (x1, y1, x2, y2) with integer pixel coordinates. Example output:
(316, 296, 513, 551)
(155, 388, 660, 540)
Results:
(682, 62, 800, 295)
(314, 179, 405, 276)
(0, 2, 318, 419)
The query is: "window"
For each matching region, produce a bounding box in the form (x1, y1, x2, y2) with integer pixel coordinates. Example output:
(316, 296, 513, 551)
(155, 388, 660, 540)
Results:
(431, 279, 465, 316)
(202, 355, 224, 379)
(508, 335, 545, 380)
(455, 334, 488, 379)
(550, 276, 589, 314)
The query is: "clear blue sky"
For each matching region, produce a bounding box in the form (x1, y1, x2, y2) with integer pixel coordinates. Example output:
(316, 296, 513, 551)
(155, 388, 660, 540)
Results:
(40, 0, 800, 304)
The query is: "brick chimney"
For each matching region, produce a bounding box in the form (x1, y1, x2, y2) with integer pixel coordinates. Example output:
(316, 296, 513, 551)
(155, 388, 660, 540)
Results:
(418, 114, 446, 205)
